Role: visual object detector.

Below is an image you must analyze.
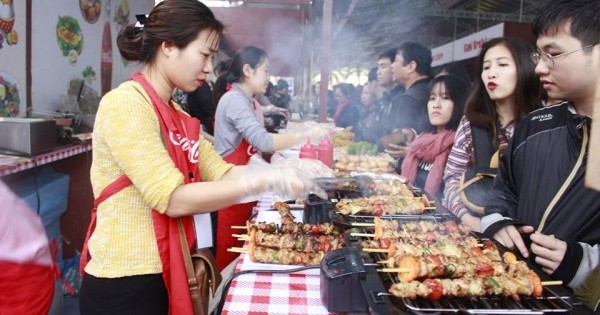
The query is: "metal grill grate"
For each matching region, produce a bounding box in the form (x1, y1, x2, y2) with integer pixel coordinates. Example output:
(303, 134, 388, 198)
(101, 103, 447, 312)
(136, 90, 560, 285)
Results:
(358, 231, 572, 314)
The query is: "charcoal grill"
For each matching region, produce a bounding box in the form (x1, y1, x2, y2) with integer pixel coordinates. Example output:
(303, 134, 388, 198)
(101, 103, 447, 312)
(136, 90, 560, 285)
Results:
(349, 224, 573, 314)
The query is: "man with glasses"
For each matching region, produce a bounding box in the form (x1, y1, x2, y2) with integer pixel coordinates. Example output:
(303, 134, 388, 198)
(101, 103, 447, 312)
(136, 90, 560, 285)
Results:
(480, 0, 600, 305)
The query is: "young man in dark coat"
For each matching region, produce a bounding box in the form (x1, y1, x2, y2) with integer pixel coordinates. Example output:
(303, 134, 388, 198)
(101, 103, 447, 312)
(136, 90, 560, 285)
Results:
(481, 0, 600, 293)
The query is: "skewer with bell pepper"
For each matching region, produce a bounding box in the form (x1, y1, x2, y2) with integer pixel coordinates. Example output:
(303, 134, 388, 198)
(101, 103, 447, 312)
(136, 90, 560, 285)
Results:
(336, 195, 433, 216)
(371, 217, 471, 239)
(233, 221, 342, 235)
(237, 228, 346, 253)
(388, 271, 544, 300)
(228, 242, 325, 266)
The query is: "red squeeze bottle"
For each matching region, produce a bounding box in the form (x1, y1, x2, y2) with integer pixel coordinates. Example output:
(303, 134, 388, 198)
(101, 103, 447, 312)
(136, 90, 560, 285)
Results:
(317, 138, 333, 168)
(299, 139, 318, 160)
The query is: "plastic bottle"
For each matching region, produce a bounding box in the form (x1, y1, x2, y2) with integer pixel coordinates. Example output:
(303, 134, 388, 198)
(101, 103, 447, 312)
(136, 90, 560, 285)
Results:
(317, 137, 334, 168)
(299, 138, 318, 160)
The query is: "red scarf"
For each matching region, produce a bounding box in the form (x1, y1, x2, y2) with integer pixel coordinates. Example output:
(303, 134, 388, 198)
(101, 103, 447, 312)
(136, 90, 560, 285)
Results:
(333, 99, 349, 123)
(401, 130, 455, 196)
(132, 73, 200, 315)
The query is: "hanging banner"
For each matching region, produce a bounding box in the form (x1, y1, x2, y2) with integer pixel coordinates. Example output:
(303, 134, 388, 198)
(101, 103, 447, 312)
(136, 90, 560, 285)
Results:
(431, 42, 454, 67)
(453, 23, 504, 61)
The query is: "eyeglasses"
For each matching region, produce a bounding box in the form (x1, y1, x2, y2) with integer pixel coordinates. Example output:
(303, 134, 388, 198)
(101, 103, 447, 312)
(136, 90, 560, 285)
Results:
(531, 44, 598, 66)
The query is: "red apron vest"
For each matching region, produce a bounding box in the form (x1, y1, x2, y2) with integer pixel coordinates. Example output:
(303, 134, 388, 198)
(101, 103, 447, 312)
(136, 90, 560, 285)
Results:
(215, 86, 261, 270)
(81, 73, 202, 315)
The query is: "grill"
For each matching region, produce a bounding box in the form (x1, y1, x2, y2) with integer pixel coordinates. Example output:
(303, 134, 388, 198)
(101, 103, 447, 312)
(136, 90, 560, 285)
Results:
(347, 224, 573, 314)
(311, 176, 453, 226)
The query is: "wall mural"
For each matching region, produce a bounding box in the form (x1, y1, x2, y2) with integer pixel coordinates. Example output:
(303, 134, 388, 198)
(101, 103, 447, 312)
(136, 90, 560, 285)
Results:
(0, 0, 18, 48)
(114, 0, 130, 67)
(79, 0, 102, 24)
(101, 21, 112, 95)
(113, 0, 129, 28)
(0, 70, 22, 117)
(56, 15, 84, 64)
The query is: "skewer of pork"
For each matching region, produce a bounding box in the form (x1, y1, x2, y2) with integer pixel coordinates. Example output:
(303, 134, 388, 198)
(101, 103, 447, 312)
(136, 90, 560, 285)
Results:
(388, 271, 544, 300)
(381, 250, 533, 283)
(357, 230, 479, 249)
(228, 243, 324, 266)
(236, 229, 346, 253)
(373, 217, 471, 238)
(272, 201, 296, 224)
(336, 195, 432, 216)
(364, 238, 500, 261)
(233, 221, 342, 235)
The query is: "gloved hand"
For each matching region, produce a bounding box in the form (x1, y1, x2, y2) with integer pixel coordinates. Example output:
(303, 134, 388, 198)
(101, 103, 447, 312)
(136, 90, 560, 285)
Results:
(271, 158, 332, 199)
(271, 157, 333, 179)
(286, 121, 331, 145)
(238, 155, 320, 202)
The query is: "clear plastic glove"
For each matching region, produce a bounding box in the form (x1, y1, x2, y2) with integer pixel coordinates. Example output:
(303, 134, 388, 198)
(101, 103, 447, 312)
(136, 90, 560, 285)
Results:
(287, 121, 331, 145)
(271, 158, 332, 199)
(238, 155, 324, 202)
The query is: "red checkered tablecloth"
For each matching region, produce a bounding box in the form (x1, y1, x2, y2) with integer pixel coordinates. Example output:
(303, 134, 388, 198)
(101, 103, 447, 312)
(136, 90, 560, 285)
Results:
(0, 143, 92, 177)
(221, 253, 344, 315)
(221, 193, 347, 315)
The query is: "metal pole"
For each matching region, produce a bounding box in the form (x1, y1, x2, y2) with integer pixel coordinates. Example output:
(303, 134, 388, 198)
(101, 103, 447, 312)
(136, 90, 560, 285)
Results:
(519, 0, 523, 23)
(319, 0, 332, 123)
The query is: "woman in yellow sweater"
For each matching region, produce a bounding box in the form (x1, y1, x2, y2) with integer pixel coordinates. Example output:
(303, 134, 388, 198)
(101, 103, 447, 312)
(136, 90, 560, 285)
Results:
(78, 1, 320, 314)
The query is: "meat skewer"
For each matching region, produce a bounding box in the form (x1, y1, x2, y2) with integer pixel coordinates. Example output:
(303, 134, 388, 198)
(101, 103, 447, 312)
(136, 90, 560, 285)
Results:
(388, 272, 544, 300)
(372, 218, 471, 238)
(228, 243, 325, 266)
(336, 196, 432, 216)
(234, 229, 346, 253)
(379, 251, 531, 283)
(232, 221, 342, 235)
(272, 201, 296, 224)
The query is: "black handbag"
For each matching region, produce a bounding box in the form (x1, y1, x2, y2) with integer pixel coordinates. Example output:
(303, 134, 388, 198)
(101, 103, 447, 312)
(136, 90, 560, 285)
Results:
(458, 125, 499, 215)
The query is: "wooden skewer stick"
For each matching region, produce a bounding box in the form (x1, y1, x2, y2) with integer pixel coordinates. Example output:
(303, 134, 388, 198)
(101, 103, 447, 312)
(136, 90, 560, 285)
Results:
(541, 280, 563, 286)
(378, 268, 411, 273)
(351, 232, 375, 238)
(231, 226, 247, 230)
(351, 222, 375, 227)
(424, 207, 436, 210)
(362, 248, 389, 253)
(227, 247, 247, 253)
(232, 234, 248, 238)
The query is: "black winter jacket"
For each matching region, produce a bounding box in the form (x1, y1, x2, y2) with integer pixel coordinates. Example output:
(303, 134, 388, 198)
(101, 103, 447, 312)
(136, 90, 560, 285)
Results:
(482, 102, 600, 288)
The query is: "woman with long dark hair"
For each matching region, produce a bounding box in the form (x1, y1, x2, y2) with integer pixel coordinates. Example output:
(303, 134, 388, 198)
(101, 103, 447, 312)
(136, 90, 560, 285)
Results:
(401, 74, 470, 199)
(79, 1, 322, 313)
(443, 37, 542, 232)
(212, 46, 323, 269)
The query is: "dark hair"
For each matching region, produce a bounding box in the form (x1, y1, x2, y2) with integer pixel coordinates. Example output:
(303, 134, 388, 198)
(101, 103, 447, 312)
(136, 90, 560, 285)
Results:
(213, 46, 268, 104)
(214, 59, 232, 77)
(397, 42, 432, 77)
(465, 37, 541, 145)
(532, 0, 600, 47)
(378, 48, 398, 63)
(428, 74, 470, 131)
(276, 79, 289, 90)
(117, 0, 223, 64)
(435, 62, 471, 84)
(368, 67, 378, 82)
(333, 83, 356, 100)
